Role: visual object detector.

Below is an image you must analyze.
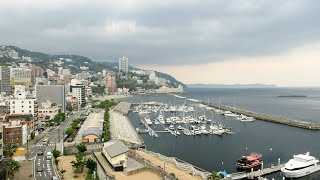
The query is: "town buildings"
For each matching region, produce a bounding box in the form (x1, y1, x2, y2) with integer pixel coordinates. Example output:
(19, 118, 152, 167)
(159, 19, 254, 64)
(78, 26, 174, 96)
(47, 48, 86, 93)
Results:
(0, 66, 12, 95)
(36, 85, 66, 112)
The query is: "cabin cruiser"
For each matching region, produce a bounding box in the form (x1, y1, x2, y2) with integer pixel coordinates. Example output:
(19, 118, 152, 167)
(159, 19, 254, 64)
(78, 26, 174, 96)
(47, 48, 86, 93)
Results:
(138, 109, 150, 115)
(177, 125, 183, 130)
(171, 116, 181, 124)
(166, 117, 172, 124)
(281, 152, 320, 178)
(237, 114, 255, 122)
(157, 114, 166, 124)
(191, 126, 201, 135)
(169, 124, 175, 130)
(200, 125, 209, 135)
(144, 116, 153, 125)
(210, 124, 225, 135)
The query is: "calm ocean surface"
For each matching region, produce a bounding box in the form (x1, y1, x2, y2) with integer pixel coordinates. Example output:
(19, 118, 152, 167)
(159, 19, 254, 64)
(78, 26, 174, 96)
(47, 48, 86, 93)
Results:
(123, 88, 320, 179)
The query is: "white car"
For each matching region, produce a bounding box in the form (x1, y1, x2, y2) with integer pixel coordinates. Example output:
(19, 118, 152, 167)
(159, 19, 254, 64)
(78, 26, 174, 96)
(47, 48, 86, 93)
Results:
(46, 152, 52, 160)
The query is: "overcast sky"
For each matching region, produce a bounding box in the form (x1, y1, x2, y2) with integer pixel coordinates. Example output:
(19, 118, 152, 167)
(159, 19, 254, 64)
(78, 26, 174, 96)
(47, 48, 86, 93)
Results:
(1, 0, 319, 86)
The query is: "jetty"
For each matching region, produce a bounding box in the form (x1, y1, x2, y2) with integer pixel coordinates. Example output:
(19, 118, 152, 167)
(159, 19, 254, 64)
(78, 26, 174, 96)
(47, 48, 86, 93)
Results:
(139, 119, 159, 137)
(113, 102, 131, 115)
(246, 164, 284, 179)
(203, 102, 320, 130)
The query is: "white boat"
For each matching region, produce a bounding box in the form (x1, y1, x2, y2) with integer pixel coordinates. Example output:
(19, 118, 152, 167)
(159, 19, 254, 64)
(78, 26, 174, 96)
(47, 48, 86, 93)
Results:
(138, 109, 150, 114)
(281, 152, 320, 178)
(191, 126, 201, 135)
(166, 117, 172, 124)
(240, 117, 255, 122)
(154, 120, 159, 124)
(200, 125, 209, 135)
(177, 125, 183, 130)
(144, 116, 153, 125)
(171, 116, 181, 124)
(169, 125, 175, 130)
(175, 130, 181, 135)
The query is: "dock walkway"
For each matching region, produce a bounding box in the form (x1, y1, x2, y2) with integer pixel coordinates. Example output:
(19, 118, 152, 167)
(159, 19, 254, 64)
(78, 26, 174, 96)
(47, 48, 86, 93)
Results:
(109, 110, 145, 148)
(204, 102, 320, 130)
(113, 102, 131, 115)
(246, 164, 284, 179)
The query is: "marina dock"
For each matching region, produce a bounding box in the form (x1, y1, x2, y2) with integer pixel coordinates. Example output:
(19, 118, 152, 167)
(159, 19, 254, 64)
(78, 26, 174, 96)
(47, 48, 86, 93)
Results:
(203, 102, 320, 130)
(113, 102, 131, 115)
(246, 164, 284, 179)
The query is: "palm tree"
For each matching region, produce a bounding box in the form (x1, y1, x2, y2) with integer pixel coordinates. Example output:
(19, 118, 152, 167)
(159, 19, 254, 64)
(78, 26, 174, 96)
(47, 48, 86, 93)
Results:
(207, 171, 221, 180)
(5, 159, 21, 178)
(3, 142, 18, 159)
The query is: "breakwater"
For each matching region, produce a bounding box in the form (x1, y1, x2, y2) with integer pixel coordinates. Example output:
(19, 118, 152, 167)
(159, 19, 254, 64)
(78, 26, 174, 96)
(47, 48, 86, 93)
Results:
(203, 102, 320, 130)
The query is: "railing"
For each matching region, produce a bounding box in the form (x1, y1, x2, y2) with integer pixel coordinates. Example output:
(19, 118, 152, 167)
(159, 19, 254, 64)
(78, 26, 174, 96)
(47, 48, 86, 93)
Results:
(139, 148, 211, 180)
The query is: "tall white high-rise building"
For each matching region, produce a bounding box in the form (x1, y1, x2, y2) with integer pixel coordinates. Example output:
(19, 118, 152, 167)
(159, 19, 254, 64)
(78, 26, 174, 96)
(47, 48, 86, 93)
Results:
(118, 56, 129, 74)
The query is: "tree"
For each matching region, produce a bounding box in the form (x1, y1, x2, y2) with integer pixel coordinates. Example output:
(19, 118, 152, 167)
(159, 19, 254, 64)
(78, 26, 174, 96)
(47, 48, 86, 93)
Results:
(207, 171, 221, 180)
(52, 148, 61, 165)
(67, 105, 73, 111)
(77, 143, 87, 154)
(3, 142, 18, 159)
(65, 127, 76, 137)
(5, 159, 21, 177)
(30, 132, 35, 140)
(60, 169, 67, 179)
(86, 158, 97, 174)
(71, 152, 86, 173)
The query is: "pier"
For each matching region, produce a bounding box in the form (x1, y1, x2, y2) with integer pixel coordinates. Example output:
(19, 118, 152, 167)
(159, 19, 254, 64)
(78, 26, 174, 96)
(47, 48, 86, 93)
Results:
(203, 102, 320, 130)
(246, 164, 284, 179)
(139, 119, 159, 137)
(109, 109, 145, 148)
(113, 102, 131, 115)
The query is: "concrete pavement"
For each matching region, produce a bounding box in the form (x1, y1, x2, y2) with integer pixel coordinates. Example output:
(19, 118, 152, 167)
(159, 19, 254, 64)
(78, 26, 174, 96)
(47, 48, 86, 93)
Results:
(30, 110, 84, 180)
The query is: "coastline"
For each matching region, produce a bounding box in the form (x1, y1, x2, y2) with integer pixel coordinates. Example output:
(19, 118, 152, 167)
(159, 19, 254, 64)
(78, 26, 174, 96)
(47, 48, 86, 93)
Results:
(93, 94, 133, 101)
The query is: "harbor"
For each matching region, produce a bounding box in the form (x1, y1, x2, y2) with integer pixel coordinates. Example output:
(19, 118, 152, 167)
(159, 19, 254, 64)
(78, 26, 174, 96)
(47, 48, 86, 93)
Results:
(203, 102, 320, 130)
(123, 89, 320, 179)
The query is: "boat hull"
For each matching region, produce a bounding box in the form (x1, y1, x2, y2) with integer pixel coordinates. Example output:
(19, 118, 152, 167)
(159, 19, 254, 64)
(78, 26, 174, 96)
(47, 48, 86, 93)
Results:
(281, 165, 320, 178)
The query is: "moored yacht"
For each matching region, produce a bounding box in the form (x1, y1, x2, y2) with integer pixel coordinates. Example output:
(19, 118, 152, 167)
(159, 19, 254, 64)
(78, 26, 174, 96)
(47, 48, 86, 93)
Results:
(281, 152, 320, 178)
(144, 116, 153, 125)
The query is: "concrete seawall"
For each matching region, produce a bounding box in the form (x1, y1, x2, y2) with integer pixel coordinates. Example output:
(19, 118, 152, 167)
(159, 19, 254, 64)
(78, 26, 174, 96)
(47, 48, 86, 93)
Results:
(203, 102, 320, 130)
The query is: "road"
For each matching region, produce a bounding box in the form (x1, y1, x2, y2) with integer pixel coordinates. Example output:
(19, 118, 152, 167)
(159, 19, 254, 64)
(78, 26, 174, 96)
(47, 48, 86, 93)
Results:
(29, 110, 84, 180)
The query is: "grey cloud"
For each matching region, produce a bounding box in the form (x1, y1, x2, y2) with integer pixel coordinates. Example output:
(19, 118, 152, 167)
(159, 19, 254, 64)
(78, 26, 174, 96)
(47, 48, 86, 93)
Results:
(0, 0, 319, 66)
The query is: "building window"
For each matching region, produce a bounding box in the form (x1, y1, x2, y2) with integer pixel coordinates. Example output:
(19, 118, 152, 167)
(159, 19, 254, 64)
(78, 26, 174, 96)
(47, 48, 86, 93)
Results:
(12, 101, 15, 104)
(29, 106, 31, 108)
(0, 132, 2, 140)
(29, 110, 31, 113)
(12, 106, 15, 109)
(29, 101, 31, 104)
(22, 101, 24, 103)
(13, 110, 15, 113)
(22, 110, 24, 113)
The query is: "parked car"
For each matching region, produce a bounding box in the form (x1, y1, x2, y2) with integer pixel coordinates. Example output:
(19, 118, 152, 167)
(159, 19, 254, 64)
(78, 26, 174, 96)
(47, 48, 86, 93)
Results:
(52, 176, 58, 180)
(37, 149, 44, 156)
(43, 137, 49, 146)
(37, 165, 43, 172)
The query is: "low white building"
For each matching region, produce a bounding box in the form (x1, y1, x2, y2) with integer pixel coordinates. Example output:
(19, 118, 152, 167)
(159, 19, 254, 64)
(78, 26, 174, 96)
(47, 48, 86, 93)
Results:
(156, 85, 184, 94)
(9, 90, 37, 116)
(38, 101, 60, 121)
(102, 140, 129, 171)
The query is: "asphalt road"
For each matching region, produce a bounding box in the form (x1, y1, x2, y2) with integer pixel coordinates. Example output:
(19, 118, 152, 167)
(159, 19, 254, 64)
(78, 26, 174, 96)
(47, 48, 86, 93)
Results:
(30, 110, 84, 180)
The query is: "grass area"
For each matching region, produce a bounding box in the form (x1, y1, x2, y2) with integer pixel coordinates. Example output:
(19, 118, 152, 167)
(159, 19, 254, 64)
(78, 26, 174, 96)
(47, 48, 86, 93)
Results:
(93, 100, 118, 142)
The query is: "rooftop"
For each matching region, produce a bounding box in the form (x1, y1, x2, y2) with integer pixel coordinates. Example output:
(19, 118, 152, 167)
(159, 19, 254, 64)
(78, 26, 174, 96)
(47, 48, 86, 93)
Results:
(103, 140, 129, 158)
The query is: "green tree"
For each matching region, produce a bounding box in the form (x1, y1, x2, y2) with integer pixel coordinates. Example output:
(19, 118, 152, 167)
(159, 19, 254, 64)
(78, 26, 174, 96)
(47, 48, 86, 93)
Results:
(86, 158, 97, 174)
(52, 148, 61, 165)
(67, 105, 73, 111)
(3, 142, 18, 159)
(71, 152, 86, 173)
(207, 171, 221, 180)
(5, 159, 21, 177)
(60, 169, 67, 179)
(30, 132, 35, 140)
(77, 143, 87, 153)
(65, 127, 76, 137)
